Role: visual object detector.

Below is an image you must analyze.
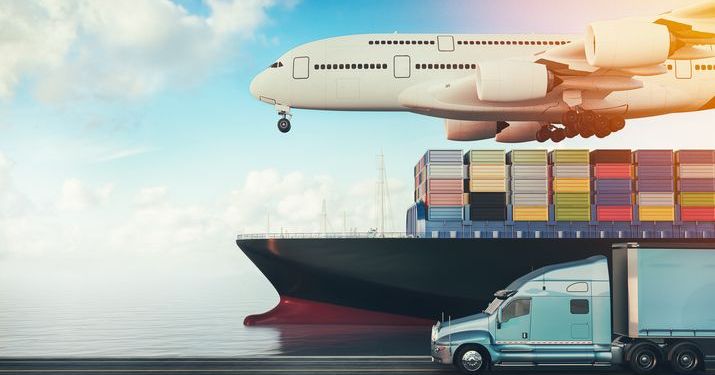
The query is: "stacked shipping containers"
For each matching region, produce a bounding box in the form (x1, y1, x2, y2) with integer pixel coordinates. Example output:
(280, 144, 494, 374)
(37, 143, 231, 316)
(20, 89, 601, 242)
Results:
(633, 150, 676, 222)
(591, 151, 634, 222)
(677, 150, 715, 222)
(464, 150, 507, 221)
(414, 150, 464, 221)
(550, 150, 591, 222)
(508, 150, 549, 221)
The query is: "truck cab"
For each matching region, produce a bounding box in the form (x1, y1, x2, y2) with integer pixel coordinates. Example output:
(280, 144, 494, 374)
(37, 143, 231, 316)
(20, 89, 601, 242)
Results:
(431, 255, 614, 373)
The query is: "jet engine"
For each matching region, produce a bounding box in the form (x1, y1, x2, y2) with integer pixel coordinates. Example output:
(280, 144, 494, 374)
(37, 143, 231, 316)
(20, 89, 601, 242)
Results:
(585, 21, 671, 69)
(495, 121, 544, 143)
(476, 61, 555, 102)
(445, 120, 505, 141)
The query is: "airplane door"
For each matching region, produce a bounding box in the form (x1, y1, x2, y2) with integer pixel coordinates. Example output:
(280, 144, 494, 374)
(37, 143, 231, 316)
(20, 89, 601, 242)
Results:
(437, 35, 454, 52)
(293, 56, 309, 79)
(675, 60, 692, 79)
(394, 55, 411, 78)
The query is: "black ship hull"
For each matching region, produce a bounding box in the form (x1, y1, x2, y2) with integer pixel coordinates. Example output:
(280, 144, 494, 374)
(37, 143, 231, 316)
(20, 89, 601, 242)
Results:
(238, 238, 706, 325)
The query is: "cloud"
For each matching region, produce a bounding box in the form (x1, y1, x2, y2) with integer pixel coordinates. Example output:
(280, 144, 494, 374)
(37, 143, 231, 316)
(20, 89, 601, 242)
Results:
(0, 0, 287, 102)
(95, 146, 154, 163)
(57, 178, 113, 211)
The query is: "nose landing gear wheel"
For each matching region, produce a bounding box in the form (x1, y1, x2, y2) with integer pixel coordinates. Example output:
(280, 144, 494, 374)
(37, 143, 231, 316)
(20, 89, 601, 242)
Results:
(277, 118, 291, 133)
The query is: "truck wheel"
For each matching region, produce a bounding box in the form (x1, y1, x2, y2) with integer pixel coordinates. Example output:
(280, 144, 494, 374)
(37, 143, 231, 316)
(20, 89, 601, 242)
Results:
(670, 344, 700, 374)
(454, 345, 489, 374)
(629, 343, 659, 375)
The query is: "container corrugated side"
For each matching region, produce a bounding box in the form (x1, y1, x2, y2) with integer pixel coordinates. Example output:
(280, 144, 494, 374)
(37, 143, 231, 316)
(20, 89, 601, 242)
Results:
(427, 206, 464, 221)
(469, 179, 507, 193)
(507, 150, 548, 165)
(638, 206, 675, 221)
(596, 206, 633, 222)
(554, 206, 591, 221)
(634, 179, 675, 193)
(510, 179, 549, 193)
(593, 164, 632, 179)
(594, 193, 633, 206)
(589, 149, 632, 164)
(469, 165, 507, 180)
(549, 149, 590, 164)
(427, 179, 463, 193)
(677, 164, 715, 179)
(425, 150, 463, 164)
(637, 192, 675, 206)
(553, 192, 591, 206)
(426, 193, 464, 207)
(552, 165, 590, 178)
(678, 179, 715, 192)
(680, 207, 715, 221)
(469, 192, 507, 207)
(679, 192, 715, 206)
(633, 150, 674, 165)
(509, 193, 549, 206)
(593, 179, 633, 193)
(512, 206, 548, 221)
(676, 150, 715, 164)
(553, 178, 590, 193)
(635, 165, 674, 179)
(465, 150, 505, 165)
(510, 165, 548, 180)
(427, 164, 464, 179)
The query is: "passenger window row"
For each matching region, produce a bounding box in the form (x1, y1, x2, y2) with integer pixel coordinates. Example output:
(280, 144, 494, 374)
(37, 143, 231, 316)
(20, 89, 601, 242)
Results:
(695, 64, 714, 71)
(313, 63, 388, 70)
(369, 40, 435, 45)
(415, 63, 477, 70)
(458, 40, 570, 46)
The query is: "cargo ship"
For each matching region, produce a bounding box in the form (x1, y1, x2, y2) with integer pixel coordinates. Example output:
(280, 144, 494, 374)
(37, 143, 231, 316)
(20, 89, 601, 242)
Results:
(238, 149, 715, 326)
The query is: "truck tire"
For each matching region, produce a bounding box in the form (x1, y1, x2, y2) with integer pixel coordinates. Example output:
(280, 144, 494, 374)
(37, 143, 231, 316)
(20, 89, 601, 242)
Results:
(669, 343, 701, 374)
(629, 342, 660, 375)
(454, 345, 489, 374)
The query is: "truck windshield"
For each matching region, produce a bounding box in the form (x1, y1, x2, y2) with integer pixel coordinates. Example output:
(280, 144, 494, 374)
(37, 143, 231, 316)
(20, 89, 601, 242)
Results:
(484, 297, 503, 315)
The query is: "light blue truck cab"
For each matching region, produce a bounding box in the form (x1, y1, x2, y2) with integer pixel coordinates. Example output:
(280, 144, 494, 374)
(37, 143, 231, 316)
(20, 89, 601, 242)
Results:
(431, 242, 715, 375)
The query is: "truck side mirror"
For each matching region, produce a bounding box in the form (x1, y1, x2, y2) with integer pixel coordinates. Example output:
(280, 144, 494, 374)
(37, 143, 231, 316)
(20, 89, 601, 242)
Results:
(497, 321, 502, 329)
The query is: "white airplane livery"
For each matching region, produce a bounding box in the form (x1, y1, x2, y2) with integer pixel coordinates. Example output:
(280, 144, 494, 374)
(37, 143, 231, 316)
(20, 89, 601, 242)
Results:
(250, 1, 715, 143)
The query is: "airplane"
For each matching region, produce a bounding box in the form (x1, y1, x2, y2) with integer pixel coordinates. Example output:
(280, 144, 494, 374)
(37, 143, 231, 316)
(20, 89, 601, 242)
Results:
(249, 1, 715, 143)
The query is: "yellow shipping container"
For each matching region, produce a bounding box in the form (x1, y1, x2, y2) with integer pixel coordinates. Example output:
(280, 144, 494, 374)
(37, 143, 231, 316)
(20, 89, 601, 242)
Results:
(469, 179, 506, 192)
(469, 165, 506, 180)
(552, 178, 590, 193)
(679, 192, 715, 207)
(549, 149, 590, 164)
(638, 206, 675, 221)
(512, 206, 548, 221)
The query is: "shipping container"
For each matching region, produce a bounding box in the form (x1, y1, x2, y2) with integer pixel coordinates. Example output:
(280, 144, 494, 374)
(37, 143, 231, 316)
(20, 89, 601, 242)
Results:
(507, 149, 548, 165)
(427, 206, 464, 221)
(426, 193, 464, 207)
(594, 193, 633, 206)
(677, 164, 715, 179)
(469, 179, 507, 192)
(637, 205, 675, 221)
(469, 206, 507, 221)
(595, 206, 633, 221)
(549, 149, 590, 164)
(634, 179, 675, 193)
(681, 207, 715, 221)
(552, 178, 590, 193)
(509, 193, 549, 206)
(424, 149, 463, 164)
(679, 192, 715, 206)
(637, 192, 675, 206)
(634, 165, 674, 179)
(678, 178, 715, 192)
(551, 165, 590, 178)
(593, 164, 632, 179)
(633, 149, 674, 165)
(589, 149, 632, 164)
(468, 165, 507, 180)
(553, 192, 590, 206)
(510, 179, 549, 193)
(592, 179, 633, 193)
(509, 165, 549, 180)
(464, 150, 505, 165)
(469, 192, 507, 207)
(554, 206, 591, 221)
(512, 206, 549, 221)
(427, 179, 463, 193)
(675, 149, 715, 164)
(427, 164, 464, 179)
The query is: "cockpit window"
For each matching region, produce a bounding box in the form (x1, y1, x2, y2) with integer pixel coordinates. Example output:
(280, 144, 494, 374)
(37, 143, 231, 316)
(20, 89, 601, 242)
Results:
(269, 61, 284, 68)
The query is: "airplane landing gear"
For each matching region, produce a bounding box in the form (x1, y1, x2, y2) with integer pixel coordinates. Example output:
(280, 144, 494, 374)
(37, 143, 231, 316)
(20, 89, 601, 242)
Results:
(561, 109, 626, 140)
(274, 105, 292, 133)
(277, 117, 291, 133)
(536, 124, 567, 143)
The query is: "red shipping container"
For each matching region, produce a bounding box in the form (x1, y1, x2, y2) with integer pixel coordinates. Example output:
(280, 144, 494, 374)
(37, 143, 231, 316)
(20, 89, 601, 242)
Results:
(593, 164, 632, 179)
(427, 179, 463, 193)
(596, 206, 633, 221)
(680, 207, 715, 221)
(426, 193, 464, 207)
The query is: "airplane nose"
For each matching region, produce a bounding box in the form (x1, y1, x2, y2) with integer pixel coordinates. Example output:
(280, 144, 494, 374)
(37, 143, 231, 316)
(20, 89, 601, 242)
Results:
(249, 74, 261, 100)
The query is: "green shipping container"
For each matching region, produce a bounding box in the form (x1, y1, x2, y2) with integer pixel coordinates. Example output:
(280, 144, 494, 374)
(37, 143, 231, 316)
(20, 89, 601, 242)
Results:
(508, 150, 548, 165)
(549, 149, 590, 165)
(555, 206, 591, 221)
(553, 193, 591, 207)
(679, 192, 715, 207)
(465, 150, 505, 165)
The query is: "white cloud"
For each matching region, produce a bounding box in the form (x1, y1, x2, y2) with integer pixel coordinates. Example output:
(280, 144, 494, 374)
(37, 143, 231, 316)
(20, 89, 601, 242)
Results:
(0, 0, 286, 102)
(57, 178, 113, 211)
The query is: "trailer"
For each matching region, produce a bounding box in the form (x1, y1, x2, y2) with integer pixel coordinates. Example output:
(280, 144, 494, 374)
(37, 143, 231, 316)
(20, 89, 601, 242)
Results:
(430, 242, 715, 374)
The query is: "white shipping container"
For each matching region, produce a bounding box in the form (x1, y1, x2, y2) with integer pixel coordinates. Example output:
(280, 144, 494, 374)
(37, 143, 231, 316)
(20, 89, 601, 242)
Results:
(677, 164, 715, 179)
(510, 179, 549, 193)
(426, 150, 463, 165)
(551, 165, 590, 179)
(427, 164, 464, 179)
(637, 192, 675, 206)
(509, 165, 549, 180)
(509, 193, 549, 206)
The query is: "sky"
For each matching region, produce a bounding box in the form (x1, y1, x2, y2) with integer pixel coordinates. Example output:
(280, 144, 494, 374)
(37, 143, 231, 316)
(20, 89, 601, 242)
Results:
(0, 0, 713, 269)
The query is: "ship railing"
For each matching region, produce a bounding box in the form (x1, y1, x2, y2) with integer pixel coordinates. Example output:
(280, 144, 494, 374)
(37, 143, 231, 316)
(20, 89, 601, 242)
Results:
(236, 232, 411, 240)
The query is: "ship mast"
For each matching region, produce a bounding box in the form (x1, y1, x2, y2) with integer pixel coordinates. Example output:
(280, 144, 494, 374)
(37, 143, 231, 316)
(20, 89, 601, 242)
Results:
(375, 150, 393, 236)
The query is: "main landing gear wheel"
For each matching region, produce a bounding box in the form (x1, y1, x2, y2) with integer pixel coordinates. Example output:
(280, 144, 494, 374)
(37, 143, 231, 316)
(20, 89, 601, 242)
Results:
(277, 118, 291, 133)
(455, 345, 489, 375)
(550, 127, 566, 143)
(609, 117, 626, 132)
(536, 126, 551, 143)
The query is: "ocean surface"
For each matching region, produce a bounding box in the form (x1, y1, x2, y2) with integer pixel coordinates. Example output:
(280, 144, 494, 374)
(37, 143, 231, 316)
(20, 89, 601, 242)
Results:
(0, 251, 429, 357)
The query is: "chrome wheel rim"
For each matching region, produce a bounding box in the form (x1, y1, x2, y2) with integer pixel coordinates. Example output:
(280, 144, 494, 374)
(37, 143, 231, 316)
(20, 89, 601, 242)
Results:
(677, 350, 696, 370)
(461, 350, 483, 372)
(637, 350, 655, 369)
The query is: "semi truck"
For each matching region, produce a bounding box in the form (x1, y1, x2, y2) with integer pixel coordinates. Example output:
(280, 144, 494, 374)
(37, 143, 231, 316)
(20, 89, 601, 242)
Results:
(431, 242, 715, 374)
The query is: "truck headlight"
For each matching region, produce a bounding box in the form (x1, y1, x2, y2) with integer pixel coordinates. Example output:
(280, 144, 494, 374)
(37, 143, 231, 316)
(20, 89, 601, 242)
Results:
(431, 322, 440, 342)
